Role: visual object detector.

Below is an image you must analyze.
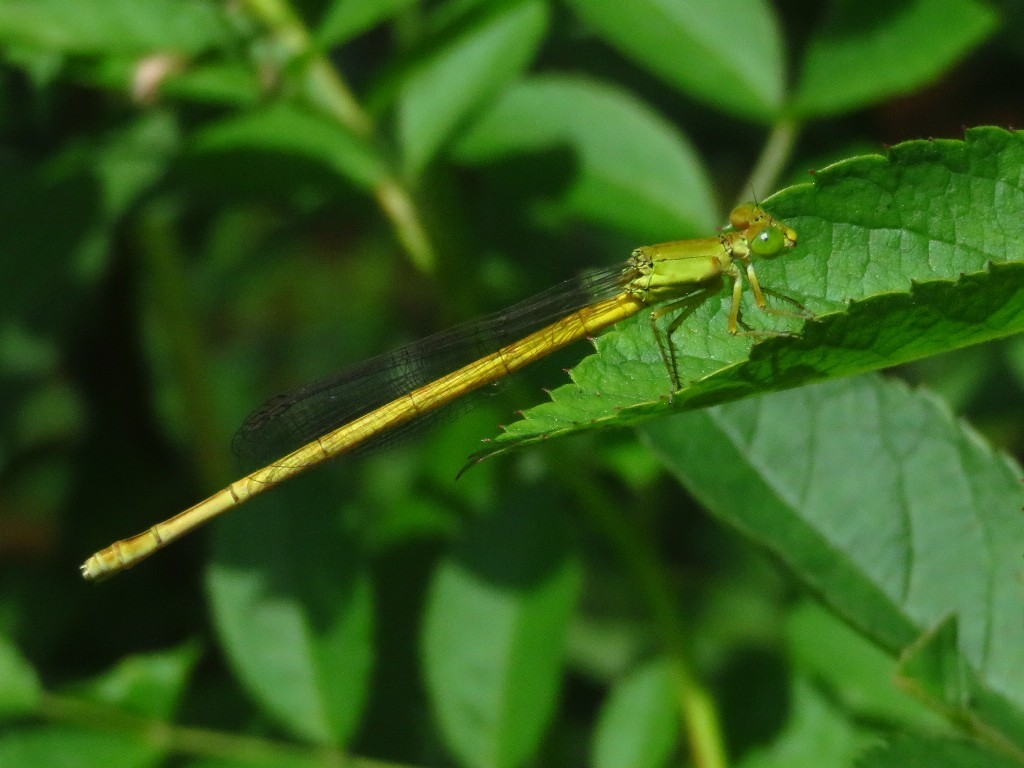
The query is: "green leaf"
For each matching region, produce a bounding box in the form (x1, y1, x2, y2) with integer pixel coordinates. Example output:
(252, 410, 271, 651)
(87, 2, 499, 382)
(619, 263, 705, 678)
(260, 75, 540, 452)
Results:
(0, 0, 232, 56)
(793, 0, 998, 118)
(187, 755, 324, 768)
(0, 323, 59, 377)
(161, 63, 264, 108)
(474, 127, 1024, 456)
(88, 112, 180, 225)
(422, 497, 581, 768)
(454, 75, 717, 239)
(787, 602, 940, 729)
(70, 641, 200, 719)
(189, 104, 389, 192)
(896, 619, 1024, 756)
(0, 634, 41, 718)
(737, 678, 871, 768)
(12, 380, 84, 451)
(0, 728, 158, 768)
(396, 0, 548, 177)
(564, 0, 785, 122)
(317, 0, 417, 47)
(643, 375, 1024, 713)
(206, 480, 375, 746)
(858, 735, 1022, 768)
(592, 658, 677, 768)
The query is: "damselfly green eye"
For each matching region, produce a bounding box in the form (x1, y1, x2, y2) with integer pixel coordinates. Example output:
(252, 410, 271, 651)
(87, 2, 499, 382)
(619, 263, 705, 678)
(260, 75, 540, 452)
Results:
(750, 225, 786, 257)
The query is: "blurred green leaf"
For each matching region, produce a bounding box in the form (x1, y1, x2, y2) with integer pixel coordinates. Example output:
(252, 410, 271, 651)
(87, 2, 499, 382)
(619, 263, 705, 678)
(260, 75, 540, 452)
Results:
(736, 679, 871, 768)
(564, 0, 786, 122)
(396, 0, 548, 177)
(86, 113, 179, 228)
(858, 735, 1022, 768)
(793, 0, 998, 117)
(0, 0, 232, 56)
(69, 642, 199, 719)
(189, 104, 389, 192)
(645, 375, 1024, 710)
(1007, 335, 1024, 389)
(206, 481, 375, 747)
(592, 658, 677, 768)
(161, 63, 264, 107)
(317, 0, 417, 47)
(186, 754, 325, 768)
(0, 324, 59, 377)
(422, 498, 581, 768)
(0, 634, 41, 718)
(454, 75, 717, 240)
(14, 381, 85, 449)
(0, 728, 158, 768)
(787, 602, 941, 728)
(478, 128, 1024, 454)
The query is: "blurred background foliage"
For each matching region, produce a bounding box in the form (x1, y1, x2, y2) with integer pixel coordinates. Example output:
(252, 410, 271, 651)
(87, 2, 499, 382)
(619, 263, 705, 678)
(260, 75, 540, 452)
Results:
(1, 1, 1024, 767)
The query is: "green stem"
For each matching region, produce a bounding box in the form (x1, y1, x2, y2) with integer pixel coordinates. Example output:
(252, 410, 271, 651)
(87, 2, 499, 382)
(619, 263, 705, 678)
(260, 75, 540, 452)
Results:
(240, 0, 371, 135)
(738, 119, 800, 208)
(239, 0, 436, 271)
(561, 462, 728, 768)
(374, 177, 435, 273)
(37, 692, 412, 768)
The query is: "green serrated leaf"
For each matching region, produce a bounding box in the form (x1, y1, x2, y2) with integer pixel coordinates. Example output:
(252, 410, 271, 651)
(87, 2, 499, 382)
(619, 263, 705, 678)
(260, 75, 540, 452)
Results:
(397, 0, 548, 177)
(564, 0, 785, 122)
(592, 658, 677, 768)
(645, 375, 1024, 713)
(477, 127, 1024, 456)
(793, 0, 998, 117)
(206, 479, 374, 746)
(454, 74, 717, 239)
(422, 497, 581, 768)
(0, 634, 41, 719)
(0, 0, 232, 56)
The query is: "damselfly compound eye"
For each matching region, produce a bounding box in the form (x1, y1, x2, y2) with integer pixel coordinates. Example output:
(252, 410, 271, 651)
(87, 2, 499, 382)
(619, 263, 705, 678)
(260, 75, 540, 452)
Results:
(750, 225, 786, 257)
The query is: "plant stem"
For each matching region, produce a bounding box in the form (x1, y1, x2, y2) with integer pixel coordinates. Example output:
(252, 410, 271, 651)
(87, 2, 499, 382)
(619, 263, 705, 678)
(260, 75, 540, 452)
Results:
(239, 0, 435, 271)
(738, 119, 800, 209)
(563, 464, 729, 768)
(244, 0, 372, 135)
(37, 692, 413, 768)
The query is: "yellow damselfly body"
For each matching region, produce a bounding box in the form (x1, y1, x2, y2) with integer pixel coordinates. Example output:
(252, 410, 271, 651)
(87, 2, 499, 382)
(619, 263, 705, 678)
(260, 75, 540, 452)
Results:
(81, 204, 797, 581)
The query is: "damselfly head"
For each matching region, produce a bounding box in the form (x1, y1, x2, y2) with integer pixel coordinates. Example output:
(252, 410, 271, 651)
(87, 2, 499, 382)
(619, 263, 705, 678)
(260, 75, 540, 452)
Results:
(729, 203, 797, 256)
